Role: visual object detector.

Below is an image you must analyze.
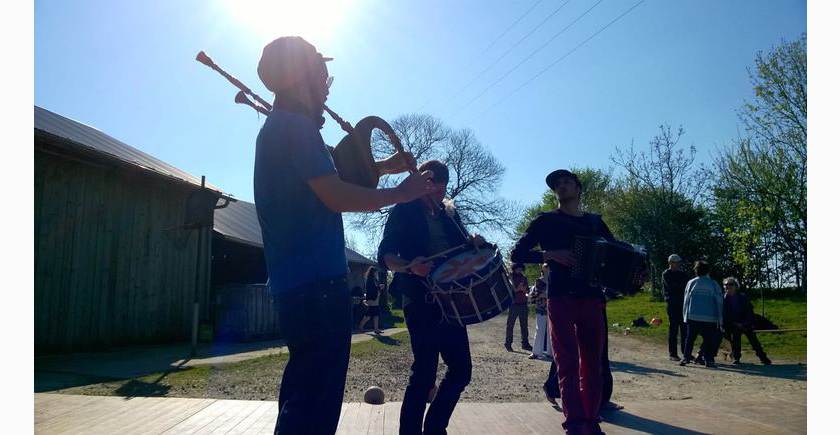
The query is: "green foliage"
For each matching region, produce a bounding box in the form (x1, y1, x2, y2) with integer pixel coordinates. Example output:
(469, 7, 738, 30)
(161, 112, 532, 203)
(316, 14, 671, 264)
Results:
(713, 34, 807, 290)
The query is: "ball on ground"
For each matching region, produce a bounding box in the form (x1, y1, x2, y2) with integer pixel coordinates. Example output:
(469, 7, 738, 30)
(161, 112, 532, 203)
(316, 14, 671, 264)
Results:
(364, 386, 385, 404)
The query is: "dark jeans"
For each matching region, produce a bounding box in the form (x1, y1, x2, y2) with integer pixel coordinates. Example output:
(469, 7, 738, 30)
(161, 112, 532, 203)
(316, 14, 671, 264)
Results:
(400, 301, 472, 435)
(545, 306, 613, 404)
(505, 303, 530, 346)
(273, 276, 352, 435)
(683, 320, 722, 363)
(667, 303, 686, 358)
(726, 325, 768, 361)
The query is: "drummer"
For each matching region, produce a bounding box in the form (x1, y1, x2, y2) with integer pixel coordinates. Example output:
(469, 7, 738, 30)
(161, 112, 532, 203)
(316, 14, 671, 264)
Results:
(378, 159, 487, 435)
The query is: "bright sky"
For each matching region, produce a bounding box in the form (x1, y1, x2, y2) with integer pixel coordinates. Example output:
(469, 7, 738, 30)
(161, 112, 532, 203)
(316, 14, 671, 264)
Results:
(35, 0, 806, 253)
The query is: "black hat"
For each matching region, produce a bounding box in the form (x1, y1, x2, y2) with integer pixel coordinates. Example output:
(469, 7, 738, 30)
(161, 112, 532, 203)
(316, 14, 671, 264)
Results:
(545, 169, 581, 190)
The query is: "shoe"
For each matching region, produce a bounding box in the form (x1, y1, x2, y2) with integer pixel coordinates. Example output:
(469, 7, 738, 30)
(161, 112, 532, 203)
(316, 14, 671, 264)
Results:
(694, 356, 706, 365)
(705, 361, 717, 368)
(601, 401, 624, 412)
(541, 354, 553, 361)
(679, 359, 690, 366)
(528, 353, 539, 359)
(669, 355, 681, 362)
(504, 344, 513, 352)
(761, 358, 772, 365)
(522, 343, 533, 351)
(374, 329, 383, 334)
(732, 359, 741, 365)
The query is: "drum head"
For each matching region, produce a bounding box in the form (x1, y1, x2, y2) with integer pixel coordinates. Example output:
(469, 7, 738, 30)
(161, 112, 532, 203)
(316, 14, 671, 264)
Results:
(430, 248, 497, 284)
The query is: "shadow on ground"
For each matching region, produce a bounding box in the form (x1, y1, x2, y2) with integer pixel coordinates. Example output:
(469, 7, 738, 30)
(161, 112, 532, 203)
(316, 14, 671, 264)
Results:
(610, 361, 686, 377)
(601, 410, 710, 434)
(714, 363, 806, 381)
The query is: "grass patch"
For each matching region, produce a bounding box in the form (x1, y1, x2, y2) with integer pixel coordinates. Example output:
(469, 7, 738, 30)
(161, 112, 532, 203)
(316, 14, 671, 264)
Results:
(607, 291, 806, 360)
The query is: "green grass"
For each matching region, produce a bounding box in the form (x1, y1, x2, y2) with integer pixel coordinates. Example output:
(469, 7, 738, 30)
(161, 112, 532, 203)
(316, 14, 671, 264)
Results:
(606, 290, 807, 360)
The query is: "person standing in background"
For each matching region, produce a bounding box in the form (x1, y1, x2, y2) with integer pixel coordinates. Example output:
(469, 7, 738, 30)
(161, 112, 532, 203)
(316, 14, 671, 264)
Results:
(662, 254, 690, 361)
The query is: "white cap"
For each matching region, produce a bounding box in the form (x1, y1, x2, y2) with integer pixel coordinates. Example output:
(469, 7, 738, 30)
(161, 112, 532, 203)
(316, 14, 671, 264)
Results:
(668, 254, 682, 263)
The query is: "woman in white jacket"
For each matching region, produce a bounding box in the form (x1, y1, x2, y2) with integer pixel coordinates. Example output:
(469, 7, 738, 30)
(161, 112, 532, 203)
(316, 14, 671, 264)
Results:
(680, 260, 723, 368)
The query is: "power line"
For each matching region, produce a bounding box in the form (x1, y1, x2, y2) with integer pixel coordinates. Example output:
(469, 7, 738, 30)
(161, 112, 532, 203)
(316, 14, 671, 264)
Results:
(473, 0, 646, 120)
(479, 0, 546, 56)
(418, 0, 544, 112)
(442, 0, 572, 109)
(450, 0, 606, 118)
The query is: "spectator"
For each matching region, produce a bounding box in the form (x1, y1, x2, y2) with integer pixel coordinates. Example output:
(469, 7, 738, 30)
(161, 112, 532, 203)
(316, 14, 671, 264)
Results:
(529, 264, 553, 360)
(505, 263, 533, 352)
(722, 277, 772, 365)
(662, 254, 690, 361)
(357, 267, 383, 334)
(680, 261, 724, 368)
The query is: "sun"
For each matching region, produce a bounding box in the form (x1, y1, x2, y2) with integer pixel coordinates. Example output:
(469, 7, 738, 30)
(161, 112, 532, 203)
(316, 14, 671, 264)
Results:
(220, 0, 352, 43)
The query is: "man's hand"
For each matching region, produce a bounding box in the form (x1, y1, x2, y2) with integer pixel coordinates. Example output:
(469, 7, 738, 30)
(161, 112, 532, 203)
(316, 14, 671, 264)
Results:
(376, 151, 417, 175)
(543, 249, 576, 267)
(406, 257, 433, 277)
(395, 170, 435, 203)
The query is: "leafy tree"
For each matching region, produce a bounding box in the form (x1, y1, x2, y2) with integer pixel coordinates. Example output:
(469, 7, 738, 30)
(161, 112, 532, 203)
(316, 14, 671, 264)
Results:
(713, 35, 807, 290)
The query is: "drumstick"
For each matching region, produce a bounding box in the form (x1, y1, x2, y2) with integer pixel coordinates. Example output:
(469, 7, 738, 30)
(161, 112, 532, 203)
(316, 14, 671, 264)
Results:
(403, 244, 471, 270)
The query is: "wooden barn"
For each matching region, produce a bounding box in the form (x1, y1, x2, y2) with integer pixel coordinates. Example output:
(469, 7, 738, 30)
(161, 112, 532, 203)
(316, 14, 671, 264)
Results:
(211, 199, 376, 340)
(35, 106, 229, 354)
(35, 105, 378, 350)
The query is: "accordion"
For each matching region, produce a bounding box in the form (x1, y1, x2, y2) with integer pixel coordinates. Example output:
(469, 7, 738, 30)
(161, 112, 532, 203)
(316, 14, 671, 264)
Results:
(570, 236, 648, 295)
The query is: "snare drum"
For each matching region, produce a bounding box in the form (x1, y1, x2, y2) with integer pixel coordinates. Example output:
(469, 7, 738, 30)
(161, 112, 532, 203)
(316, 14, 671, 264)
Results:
(425, 245, 514, 326)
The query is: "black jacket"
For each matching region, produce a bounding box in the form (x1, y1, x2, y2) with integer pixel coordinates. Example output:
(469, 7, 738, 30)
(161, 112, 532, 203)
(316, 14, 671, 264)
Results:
(377, 199, 470, 303)
(510, 210, 614, 299)
(723, 292, 756, 328)
(662, 269, 690, 305)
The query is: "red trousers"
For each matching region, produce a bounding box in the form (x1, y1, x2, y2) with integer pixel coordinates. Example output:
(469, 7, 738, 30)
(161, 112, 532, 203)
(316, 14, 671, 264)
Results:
(547, 296, 606, 426)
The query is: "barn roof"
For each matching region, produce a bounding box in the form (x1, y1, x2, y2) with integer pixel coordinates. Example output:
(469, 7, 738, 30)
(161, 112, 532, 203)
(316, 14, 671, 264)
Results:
(213, 199, 376, 266)
(34, 105, 227, 195)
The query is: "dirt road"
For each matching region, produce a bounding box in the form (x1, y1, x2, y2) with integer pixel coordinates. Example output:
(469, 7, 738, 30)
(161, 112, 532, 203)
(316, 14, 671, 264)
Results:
(344, 314, 806, 404)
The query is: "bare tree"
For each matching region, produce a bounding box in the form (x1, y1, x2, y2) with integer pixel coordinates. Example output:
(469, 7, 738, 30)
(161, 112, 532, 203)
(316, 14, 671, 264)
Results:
(348, 113, 519, 246)
(611, 124, 707, 206)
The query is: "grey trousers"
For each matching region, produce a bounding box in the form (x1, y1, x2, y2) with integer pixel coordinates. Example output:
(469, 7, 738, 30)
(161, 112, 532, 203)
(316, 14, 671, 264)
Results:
(505, 304, 530, 346)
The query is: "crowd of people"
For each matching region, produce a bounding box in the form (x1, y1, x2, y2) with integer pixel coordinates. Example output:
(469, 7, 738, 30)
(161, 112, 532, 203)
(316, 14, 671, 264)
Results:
(663, 255, 772, 367)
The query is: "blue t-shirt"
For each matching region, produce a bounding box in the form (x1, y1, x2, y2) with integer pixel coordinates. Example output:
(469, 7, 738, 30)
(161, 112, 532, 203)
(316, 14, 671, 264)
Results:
(253, 110, 348, 293)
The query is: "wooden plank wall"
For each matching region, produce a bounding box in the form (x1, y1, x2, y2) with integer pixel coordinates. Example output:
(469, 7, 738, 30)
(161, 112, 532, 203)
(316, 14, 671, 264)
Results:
(34, 146, 214, 353)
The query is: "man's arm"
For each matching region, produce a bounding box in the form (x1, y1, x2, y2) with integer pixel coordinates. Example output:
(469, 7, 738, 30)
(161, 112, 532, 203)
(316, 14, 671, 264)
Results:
(308, 172, 431, 213)
(510, 218, 545, 264)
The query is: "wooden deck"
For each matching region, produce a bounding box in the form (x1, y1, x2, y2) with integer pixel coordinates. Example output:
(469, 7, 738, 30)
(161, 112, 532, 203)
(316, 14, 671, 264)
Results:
(35, 393, 804, 434)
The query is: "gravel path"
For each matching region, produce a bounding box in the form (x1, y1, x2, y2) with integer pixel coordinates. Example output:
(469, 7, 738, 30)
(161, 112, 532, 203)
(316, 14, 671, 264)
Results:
(344, 313, 806, 404)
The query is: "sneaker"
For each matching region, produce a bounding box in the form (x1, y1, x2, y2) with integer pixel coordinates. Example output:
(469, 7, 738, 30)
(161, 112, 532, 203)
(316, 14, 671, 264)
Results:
(761, 358, 772, 365)
(694, 355, 706, 365)
(679, 359, 690, 366)
(504, 344, 513, 352)
(705, 361, 717, 368)
(528, 353, 539, 359)
(601, 401, 624, 412)
(732, 359, 741, 365)
(522, 343, 533, 351)
(374, 329, 383, 334)
(669, 355, 681, 362)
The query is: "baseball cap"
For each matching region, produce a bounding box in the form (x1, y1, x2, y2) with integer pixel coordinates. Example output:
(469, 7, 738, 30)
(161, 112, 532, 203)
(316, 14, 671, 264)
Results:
(545, 169, 581, 190)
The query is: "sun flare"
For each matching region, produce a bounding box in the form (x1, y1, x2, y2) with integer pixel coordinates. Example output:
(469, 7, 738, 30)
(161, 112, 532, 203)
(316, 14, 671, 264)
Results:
(220, 0, 352, 43)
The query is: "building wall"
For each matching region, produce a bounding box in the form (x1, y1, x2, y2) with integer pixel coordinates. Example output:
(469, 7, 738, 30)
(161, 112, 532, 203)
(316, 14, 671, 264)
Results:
(35, 145, 215, 354)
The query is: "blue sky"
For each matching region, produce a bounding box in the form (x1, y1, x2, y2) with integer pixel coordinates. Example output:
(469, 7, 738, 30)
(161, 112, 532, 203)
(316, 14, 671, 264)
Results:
(35, 0, 806, 252)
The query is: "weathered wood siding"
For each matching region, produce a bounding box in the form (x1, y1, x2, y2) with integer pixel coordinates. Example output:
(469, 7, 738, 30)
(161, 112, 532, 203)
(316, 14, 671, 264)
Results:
(213, 284, 279, 341)
(35, 145, 214, 354)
